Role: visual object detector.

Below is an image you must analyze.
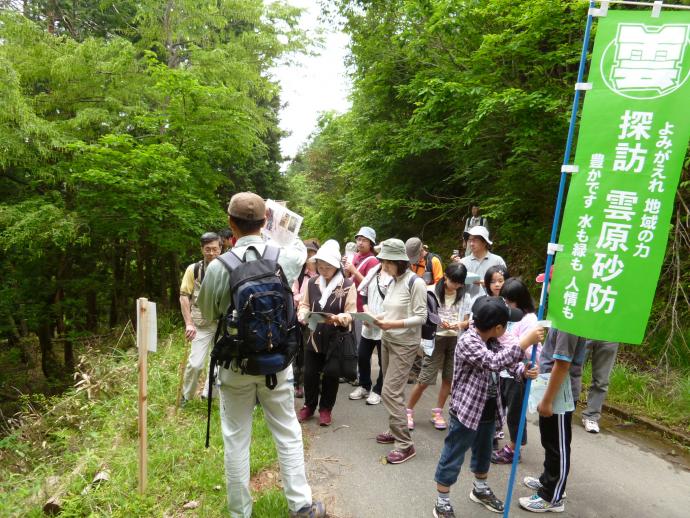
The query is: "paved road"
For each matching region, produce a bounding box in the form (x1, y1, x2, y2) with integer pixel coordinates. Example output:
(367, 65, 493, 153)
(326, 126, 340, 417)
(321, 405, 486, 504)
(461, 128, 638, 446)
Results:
(300, 370, 690, 518)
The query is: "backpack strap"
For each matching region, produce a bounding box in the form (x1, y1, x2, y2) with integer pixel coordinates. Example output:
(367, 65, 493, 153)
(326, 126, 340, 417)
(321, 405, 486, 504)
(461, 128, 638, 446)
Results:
(217, 251, 244, 273)
(407, 274, 425, 292)
(262, 244, 281, 262)
(194, 260, 205, 283)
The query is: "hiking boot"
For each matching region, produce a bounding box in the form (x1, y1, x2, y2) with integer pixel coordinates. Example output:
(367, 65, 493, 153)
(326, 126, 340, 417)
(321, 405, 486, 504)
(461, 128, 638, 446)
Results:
(491, 445, 519, 464)
(386, 445, 416, 464)
(376, 431, 395, 444)
(431, 408, 447, 430)
(406, 408, 415, 430)
(294, 386, 304, 399)
(470, 487, 504, 513)
(318, 408, 332, 426)
(519, 494, 565, 513)
(289, 500, 327, 517)
(297, 406, 314, 423)
(583, 418, 600, 433)
(433, 501, 456, 518)
(349, 386, 370, 400)
(366, 392, 382, 405)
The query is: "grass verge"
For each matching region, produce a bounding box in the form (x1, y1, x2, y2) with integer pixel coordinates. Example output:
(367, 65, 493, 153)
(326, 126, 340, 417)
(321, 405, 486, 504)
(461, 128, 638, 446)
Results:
(0, 330, 288, 517)
(581, 355, 690, 435)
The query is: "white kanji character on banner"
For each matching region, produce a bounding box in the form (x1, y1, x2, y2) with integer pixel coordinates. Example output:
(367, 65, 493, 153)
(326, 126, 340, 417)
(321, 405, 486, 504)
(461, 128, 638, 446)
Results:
(640, 215, 658, 231)
(578, 214, 594, 229)
(612, 25, 689, 93)
(613, 143, 647, 173)
(618, 110, 653, 140)
(585, 283, 618, 314)
(572, 243, 587, 258)
(592, 253, 625, 283)
(644, 198, 662, 214)
(633, 242, 651, 258)
(590, 153, 605, 169)
(564, 291, 578, 306)
(562, 306, 574, 320)
(597, 222, 631, 252)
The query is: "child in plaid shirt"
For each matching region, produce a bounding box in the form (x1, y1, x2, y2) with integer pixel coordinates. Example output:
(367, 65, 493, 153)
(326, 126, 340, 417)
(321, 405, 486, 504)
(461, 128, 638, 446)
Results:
(432, 296, 543, 518)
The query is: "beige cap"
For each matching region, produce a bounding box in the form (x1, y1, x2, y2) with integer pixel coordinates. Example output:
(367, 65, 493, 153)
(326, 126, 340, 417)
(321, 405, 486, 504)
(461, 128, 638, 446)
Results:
(405, 237, 423, 263)
(228, 192, 266, 221)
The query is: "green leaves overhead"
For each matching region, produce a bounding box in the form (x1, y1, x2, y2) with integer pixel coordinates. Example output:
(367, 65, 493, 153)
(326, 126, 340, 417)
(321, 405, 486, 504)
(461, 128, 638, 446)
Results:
(0, 1, 306, 371)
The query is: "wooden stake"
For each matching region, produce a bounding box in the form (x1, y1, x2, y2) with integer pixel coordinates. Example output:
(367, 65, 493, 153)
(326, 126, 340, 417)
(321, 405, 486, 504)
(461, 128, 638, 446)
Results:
(137, 298, 148, 495)
(175, 346, 190, 412)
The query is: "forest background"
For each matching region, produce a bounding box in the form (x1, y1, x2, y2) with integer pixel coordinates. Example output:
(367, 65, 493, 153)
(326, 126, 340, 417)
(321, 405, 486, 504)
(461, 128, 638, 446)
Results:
(1, 0, 689, 429)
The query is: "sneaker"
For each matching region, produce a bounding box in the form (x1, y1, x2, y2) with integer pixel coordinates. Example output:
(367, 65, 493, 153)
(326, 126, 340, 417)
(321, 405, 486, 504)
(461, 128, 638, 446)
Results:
(519, 494, 565, 513)
(406, 408, 415, 430)
(318, 408, 332, 426)
(349, 386, 370, 400)
(491, 445, 519, 464)
(294, 386, 304, 399)
(470, 487, 504, 513)
(366, 392, 382, 405)
(583, 418, 600, 433)
(297, 406, 314, 423)
(338, 377, 347, 383)
(179, 396, 189, 409)
(376, 431, 395, 444)
(350, 377, 360, 386)
(522, 477, 566, 499)
(289, 500, 327, 517)
(386, 445, 416, 464)
(433, 501, 456, 518)
(431, 408, 447, 430)
(523, 476, 544, 491)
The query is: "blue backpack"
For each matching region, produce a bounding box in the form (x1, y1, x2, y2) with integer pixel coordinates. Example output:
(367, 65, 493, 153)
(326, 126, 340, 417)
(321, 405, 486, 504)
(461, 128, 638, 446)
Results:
(205, 245, 299, 447)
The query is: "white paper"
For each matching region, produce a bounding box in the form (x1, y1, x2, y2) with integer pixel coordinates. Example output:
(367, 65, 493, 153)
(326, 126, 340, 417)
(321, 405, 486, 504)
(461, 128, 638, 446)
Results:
(348, 312, 377, 324)
(264, 199, 303, 246)
(147, 302, 157, 352)
(528, 373, 575, 414)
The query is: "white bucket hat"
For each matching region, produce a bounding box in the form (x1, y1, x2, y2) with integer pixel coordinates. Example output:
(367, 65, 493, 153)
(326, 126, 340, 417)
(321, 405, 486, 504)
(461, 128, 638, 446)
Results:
(463, 225, 493, 246)
(313, 239, 342, 268)
(355, 226, 377, 245)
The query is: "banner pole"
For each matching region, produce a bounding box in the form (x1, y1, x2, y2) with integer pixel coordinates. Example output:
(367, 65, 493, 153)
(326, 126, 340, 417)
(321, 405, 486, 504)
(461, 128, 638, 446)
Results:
(502, 2, 597, 515)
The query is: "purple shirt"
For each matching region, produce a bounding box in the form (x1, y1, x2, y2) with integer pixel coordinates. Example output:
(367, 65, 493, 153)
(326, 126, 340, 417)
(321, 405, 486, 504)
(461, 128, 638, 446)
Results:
(450, 327, 525, 430)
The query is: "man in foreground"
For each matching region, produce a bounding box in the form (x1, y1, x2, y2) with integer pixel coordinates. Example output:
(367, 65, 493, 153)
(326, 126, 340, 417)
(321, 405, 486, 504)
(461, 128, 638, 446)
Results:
(197, 192, 325, 518)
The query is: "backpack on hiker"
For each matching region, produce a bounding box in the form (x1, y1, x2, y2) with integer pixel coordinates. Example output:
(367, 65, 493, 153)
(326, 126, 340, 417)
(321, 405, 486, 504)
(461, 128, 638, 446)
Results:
(407, 276, 442, 340)
(422, 252, 441, 285)
(204, 244, 299, 447)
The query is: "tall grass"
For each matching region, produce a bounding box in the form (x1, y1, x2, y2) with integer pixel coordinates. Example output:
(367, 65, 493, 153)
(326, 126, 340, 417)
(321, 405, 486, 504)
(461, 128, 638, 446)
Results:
(0, 330, 288, 517)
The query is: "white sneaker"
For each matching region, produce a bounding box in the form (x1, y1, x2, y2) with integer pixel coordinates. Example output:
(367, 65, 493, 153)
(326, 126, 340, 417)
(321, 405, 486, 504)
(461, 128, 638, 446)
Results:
(349, 386, 370, 400)
(519, 494, 565, 513)
(582, 418, 600, 433)
(366, 392, 382, 405)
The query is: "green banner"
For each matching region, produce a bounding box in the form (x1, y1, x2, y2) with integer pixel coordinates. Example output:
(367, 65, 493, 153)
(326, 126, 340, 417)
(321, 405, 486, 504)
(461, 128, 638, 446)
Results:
(548, 10, 690, 344)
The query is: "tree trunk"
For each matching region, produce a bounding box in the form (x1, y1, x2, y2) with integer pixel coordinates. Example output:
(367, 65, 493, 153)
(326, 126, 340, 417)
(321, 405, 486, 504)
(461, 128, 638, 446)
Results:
(86, 291, 98, 332)
(169, 252, 180, 308)
(38, 322, 60, 380)
(109, 245, 126, 327)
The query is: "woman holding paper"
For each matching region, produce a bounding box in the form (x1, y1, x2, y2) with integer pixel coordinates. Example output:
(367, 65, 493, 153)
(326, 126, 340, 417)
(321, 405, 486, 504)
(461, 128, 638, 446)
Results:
(296, 240, 356, 427)
(371, 238, 427, 465)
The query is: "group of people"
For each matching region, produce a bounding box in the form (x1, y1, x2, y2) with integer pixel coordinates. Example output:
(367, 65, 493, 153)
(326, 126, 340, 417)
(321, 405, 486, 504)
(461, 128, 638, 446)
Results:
(178, 193, 620, 518)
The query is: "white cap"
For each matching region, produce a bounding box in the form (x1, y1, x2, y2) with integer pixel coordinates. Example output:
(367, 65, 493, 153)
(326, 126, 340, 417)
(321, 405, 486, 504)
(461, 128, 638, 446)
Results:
(463, 225, 492, 246)
(355, 226, 377, 245)
(313, 239, 342, 268)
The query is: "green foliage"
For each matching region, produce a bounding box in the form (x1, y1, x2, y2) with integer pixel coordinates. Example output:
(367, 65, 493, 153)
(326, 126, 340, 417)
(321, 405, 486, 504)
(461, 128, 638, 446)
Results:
(0, 330, 288, 516)
(289, 0, 690, 365)
(0, 1, 308, 378)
